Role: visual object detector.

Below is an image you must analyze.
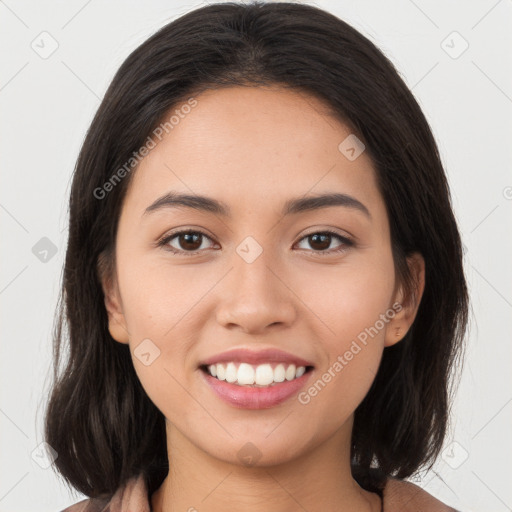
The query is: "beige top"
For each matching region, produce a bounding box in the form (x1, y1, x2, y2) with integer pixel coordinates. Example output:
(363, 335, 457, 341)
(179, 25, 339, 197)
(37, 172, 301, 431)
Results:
(60, 473, 459, 512)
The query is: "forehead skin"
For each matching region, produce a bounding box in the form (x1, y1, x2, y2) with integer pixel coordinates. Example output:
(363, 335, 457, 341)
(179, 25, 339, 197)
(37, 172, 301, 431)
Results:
(121, 86, 390, 255)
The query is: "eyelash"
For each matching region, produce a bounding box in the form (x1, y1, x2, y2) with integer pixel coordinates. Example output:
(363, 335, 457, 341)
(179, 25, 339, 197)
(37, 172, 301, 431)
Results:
(156, 229, 355, 257)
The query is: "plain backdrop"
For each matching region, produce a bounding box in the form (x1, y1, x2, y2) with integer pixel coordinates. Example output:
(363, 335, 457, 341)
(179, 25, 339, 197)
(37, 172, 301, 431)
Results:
(1, 1, 511, 511)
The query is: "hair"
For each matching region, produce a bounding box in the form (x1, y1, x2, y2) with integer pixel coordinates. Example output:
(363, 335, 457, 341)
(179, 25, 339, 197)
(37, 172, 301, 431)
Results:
(44, 0, 469, 500)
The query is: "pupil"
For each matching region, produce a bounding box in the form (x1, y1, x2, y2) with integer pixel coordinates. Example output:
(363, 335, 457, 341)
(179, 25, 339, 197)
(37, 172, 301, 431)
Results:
(181, 232, 201, 250)
(310, 233, 330, 250)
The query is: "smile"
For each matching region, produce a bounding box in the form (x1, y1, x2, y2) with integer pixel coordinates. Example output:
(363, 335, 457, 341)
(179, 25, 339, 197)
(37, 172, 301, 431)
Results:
(202, 362, 310, 387)
(199, 364, 314, 409)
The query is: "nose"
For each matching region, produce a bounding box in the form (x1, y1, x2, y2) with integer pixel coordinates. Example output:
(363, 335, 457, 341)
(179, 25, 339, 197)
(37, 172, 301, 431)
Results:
(215, 245, 297, 334)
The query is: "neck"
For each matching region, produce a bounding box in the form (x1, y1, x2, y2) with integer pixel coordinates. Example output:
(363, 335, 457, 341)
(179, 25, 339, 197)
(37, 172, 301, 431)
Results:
(151, 417, 381, 512)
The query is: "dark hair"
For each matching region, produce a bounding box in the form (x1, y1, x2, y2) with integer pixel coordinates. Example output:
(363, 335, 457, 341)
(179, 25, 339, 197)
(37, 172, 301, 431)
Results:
(44, 0, 469, 499)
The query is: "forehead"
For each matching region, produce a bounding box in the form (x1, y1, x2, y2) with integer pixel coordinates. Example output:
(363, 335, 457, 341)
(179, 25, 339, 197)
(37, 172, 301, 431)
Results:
(123, 86, 386, 222)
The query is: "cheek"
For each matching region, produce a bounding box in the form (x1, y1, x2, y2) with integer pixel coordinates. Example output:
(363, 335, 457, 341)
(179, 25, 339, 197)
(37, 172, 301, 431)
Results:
(116, 257, 206, 404)
(118, 262, 195, 414)
(295, 255, 396, 342)
(297, 273, 392, 424)
(296, 255, 395, 402)
(118, 255, 209, 338)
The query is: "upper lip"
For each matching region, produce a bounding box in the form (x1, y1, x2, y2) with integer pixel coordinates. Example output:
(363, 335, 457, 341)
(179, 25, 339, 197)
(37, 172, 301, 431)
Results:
(199, 348, 315, 368)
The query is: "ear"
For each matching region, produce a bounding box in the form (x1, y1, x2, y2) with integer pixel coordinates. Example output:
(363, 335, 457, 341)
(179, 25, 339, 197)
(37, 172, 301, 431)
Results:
(384, 252, 425, 348)
(97, 251, 130, 344)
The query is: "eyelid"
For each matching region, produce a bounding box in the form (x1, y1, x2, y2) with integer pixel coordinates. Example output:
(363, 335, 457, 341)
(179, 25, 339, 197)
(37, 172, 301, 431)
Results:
(298, 226, 355, 241)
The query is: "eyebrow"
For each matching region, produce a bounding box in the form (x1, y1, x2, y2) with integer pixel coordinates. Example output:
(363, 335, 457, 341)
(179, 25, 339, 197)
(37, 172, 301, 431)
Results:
(143, 191, 371, 219)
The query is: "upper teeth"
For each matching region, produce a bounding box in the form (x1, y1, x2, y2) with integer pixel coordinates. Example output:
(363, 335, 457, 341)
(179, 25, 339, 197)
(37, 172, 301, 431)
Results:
(207, 362, 307, 386)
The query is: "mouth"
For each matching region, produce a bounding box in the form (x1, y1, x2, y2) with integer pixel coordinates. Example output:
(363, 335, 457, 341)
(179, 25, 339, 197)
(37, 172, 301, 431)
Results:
(199, 362, 315, 388)
(198, 362, 315, 409)
(197, 347, 316, 409)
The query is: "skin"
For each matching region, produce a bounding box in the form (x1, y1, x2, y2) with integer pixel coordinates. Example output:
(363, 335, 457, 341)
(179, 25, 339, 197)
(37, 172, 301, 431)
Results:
(101, 85, 425, 512)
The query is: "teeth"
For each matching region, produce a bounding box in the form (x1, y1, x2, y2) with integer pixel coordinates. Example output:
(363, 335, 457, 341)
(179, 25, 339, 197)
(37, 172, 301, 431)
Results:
(273, 364, 285, 383)
(238, 362, 255, 384)
(295, 366, 306, 378)
(206, 362, 308, 386)
(216, 364, 226, 381)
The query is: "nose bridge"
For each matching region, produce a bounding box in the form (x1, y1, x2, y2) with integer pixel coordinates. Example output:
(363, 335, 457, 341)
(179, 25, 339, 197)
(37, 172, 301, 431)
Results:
(232, 233, 281, 303)
(235, 236, 274, 292)
(215, 234, 296, 331)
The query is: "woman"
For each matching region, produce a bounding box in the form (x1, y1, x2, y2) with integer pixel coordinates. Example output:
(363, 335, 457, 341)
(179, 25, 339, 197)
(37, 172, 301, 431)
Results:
(45, 2, 468, 511)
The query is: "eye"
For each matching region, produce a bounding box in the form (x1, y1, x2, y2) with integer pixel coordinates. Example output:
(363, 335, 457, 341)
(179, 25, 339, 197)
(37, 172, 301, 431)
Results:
(294, 230, 354, 256)
(157, 229, 216, 255)
(157, 229, 354, 256)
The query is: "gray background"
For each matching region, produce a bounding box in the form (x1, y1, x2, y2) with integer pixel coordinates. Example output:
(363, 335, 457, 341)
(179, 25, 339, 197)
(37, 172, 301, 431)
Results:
(1, 1, 511, 511)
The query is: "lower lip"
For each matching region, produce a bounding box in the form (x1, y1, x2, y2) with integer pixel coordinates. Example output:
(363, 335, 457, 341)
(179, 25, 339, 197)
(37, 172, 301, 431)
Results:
(200, 368, 313, 409)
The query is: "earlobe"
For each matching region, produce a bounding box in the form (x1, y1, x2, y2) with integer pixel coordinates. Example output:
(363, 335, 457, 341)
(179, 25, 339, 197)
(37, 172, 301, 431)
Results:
(98, 255, 130, 345)
(103, 290, 130, 344)
(384, 252, 425, 348)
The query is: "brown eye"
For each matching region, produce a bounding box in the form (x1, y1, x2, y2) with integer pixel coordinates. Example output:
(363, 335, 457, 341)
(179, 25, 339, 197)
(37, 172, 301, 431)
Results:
(295, 230, 354, 256)
(159, 230, 215, 254)
(158, 229, 353, 257)
(177, 232, 203, 251)
(307, 233, 332, 251)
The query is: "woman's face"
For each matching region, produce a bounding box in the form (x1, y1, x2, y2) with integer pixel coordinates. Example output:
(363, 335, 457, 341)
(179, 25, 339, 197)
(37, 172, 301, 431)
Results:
(102, 85, 423, 466)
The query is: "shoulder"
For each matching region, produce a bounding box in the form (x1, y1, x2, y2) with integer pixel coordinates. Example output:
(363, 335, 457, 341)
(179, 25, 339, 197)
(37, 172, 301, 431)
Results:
(60, 496, 110, 512)
(383, 477, 459, 512)
(58, 473, 149, 512)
